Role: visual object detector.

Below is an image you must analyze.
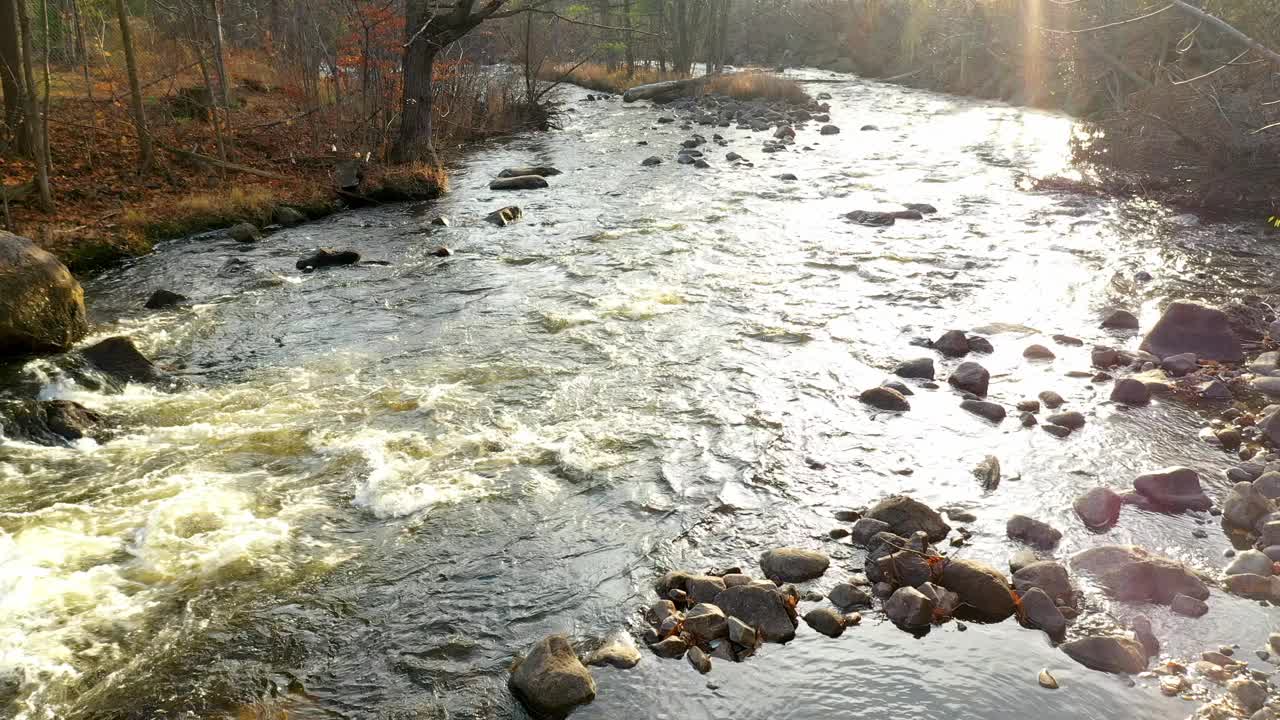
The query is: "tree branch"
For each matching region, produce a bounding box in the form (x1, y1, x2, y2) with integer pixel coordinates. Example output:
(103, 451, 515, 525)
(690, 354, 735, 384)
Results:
(1038, 4, 1174, 35)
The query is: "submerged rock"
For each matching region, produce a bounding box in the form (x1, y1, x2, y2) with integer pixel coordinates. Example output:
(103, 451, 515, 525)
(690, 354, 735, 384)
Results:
(144, 289, 188, 310)
(1061, 636, 1147, 674)
(844, 210, 897, 226)
(486, 206, 523, 226)
(760, 548, 830, 583)
(1070, 545, 1209, 604)
(0, 231, 88, 355)
(509, 635, 596, 717)
(498, 166, 562, 178)
(586, 634, 641, 669)
(1140, 301, 1243, 362)
(803, 607, 847, 637)
(1019, 587, 1066, 641)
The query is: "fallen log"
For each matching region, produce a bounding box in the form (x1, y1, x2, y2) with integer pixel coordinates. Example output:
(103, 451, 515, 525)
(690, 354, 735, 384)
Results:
(160, 145, 292, 181)
(622, 77, 711, 103)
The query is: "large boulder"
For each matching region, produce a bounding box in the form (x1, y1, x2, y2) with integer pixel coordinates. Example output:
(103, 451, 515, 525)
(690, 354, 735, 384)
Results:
(490, 175, 550, 191)
(713, 584, 797, 643)
(0, 399, 103, 446)
(1223, 481, 1272, 530)
(0, 232, 88, 356)
(1139, 301, 1243, 362)
(508, 635, 596, 717)
(866, 495, 951, 542)
(1070, 545, 1208, 604)
(759, 548, 830, 583)
(1061, 636, 1147, 674)
(1132, 467, 1212, 512)
(937, 559, 1015, 621)
(884, 586, 934, 629)
(82, 337, 164, 387)
(683, 603, 728, 640)
(498, 166, 562, 178)
(1012, 561, 1074, 605)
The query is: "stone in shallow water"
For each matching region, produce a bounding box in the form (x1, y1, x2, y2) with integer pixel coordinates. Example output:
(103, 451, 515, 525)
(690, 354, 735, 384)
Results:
(949, 362, 990, 397)
(1133, 466, 1212, 512)
(803, 607, 847, 638)
(509, 635, 596, 716)
(759, 548, 830, 583)
(714, 585, 796, 643)
(1061, 636, 1147, 674)
(884, 586, 933, 629)
(1170, 593, 1208, 618)
(894, 357, 935, 379)
(1073, 487, 1122, 529)
(587, 633, 641, 669)
(1140, 301, 1243, 362)
(1006, 515, 1062, 550)
(1110, 378, 1151, 406)
(860, 386, 910, 411)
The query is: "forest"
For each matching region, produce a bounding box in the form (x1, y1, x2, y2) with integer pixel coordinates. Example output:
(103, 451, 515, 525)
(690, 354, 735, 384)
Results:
(0, 0, 1276, 272)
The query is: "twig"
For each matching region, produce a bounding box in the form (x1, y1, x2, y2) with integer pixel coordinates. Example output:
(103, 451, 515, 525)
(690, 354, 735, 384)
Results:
(1168, 48, 1251, 85)
(1038, 4, 1174, 35)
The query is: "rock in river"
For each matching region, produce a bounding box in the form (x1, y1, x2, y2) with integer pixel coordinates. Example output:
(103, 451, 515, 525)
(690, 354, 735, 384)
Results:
(894, 357, 935, 379)
(1061, 636, 1148, 674)
(803, 607, 847, 638)
(1012, 561, 1074, 605)
(860, 386, 910, 411)
(760, 547, 830, 583)
(1070, 545, 1209, 604)
(498, 166, 562, 178)
(229, 222, 261, 243)
(948, 362, 990, 397)
(866, 495, 951, 542)
(1110, 378, 1151, 406)
(509, 635, 596, 717)
(933, 329, 970, 357)
(1171, 593, 1208, 618)
(490, 175, 549, 190)
(1101, 310, 1140, 330)
(0, 231, 88, 355)
(1223, 481, 1272, 530)
(641, 156, 662, 166)
(1019, 587, 1066, 641)
(0, 399, 104, 446)
(820, 124, 840, 135)
(82, 336, 165, 386)
(1006, 515, 1062, 550)
(961, 399, 1005, 422)
(1132, 466, 1212, 512)
(1225, 550, 1273, 577)
(1139, 301, 1243, 362)
(144, 289, 188, 310)
(587, 633, 641, 669)
(683, 603, 728, 640)
(829, 582, 872, 609)
(850, 518, 891, 546)
(885, 586, 934, 629)
(713, 584, 797, 643)
(937, 559, 1015, 621)
(297, 249, 360, 271)
(1047, 411, 1085, 430)
(487, 206, 523, 226)
(1073, 487, 1122, 530)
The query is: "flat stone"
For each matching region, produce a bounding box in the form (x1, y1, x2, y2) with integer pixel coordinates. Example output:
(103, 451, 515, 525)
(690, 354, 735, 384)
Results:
(1170, 593, 1208, 618)
(713, 585, 796, 643)
(1006, 515, 1062, 550)
(759, 548, 830, 583)
(1071, 545, 1209, 604)
(894, 357, 936, 379)
(648, 635, 687, 659)
(961, 399, 1005, 422)
(1048, 411, 1085, 430)
(1133, 466, 1212, 512)
(1061, 636, 1147, 674)
(490, 175, 549, 190)
(1140, 301, 1244, 362)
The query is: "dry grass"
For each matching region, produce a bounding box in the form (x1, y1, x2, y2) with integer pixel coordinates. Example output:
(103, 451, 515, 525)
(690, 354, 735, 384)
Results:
(361, 162, 450, 202)
(703, 72, 810, 104)
(544, 63, 686, 95)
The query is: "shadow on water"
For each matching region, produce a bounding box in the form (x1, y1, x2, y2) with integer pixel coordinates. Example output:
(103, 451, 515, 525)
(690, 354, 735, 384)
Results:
(3, 68, 1279, 719)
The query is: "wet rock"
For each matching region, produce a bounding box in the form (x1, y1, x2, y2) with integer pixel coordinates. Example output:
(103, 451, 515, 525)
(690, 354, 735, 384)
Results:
(1053, 334, 1084, 346)
(722, 573, 752, 588)
(686, 646, 711, 674)
(938, 559, 1015, 621)
(684, 603, 728, 640)
(819, 124, 840, 135)
(490, 175, 549, 191)
(1162, 352, 1199, 377)
(850, 518, 891, 546)
(760, 548, 830, 583)
(949, 362, 990, 397)
(885, 586, 934, 629)
(1130, 614, 1159, 658)
(877, 550, 934, 588)
(844, 210, 897, 226)
(297, 249, 360, 271)
(1199, 379, 1233, 400)
(641, 156, 662, 166)
(1133, 466, 1212, 512)
(274, 206, 306, 226)
(432, 247, 452, 258)
(486, 206, 523, 226)
(1007, 516, 1062, 550)
(0, 231, 88, 355)
(1171, 593, 1209, 618)
(1140, 301, 1243, 362)
(1041, 423, 1071, 438)
(229, 222, 261, 243)
(894, 357, 935, 380)
(1102, 310, 1140, 330)
(685, 575, 727, 604)
(1038, 669, 1059, 689)
(1012, 562, 1073, 605)
(144, 289, 188, 310)
(803, 607, 847, 638)
(657, 115, 675, 124)
(1255, 377, 1280, 398)
(881, 380, 913, 397)
(1074, 487, 1122, 530)
(961, 400, 1005, 423)
(1010, 549, 1040, 574)
(1017, 399, 1041, 413)
(0, 399, 104, 446)
(509, 635, 597, 717)
(649, 635, 687, 659)
(1020, 587, 1066, 641)
(1071, 545, 1209, 603)
(860, 386, 910, 412)
(968, 336, 995, 354)
(1230, 679, 1269, 713)
(1262, 411, 1280, 447)
(82, 336, 164, 386)
(430, 216, 450, 227)
(1225, 550, 1272, 577)
(866, 495, 951, 542)
(1024, 344, 1056, 360)
(651, 599, 678, 623)
(1228, 573, 1278, 600)
(1111, 379, 1151, 406)
(498, 166, 562, 178)
(933, 329, 970, 357)
(1223, 482, 1272, 530)
(714, 585, 796, 643)
(861, 124, 878, 131)
(916, 581, 959, 617)
(1039, 391, 1065, 409)
(1048, 411, 1085, 430)
(1061, 636, 1147, 674)
(973, 455, 1001, 490)
(727, 617, 756, 648)
(829, 582, 872, 609)
(587, 634, 641, 669)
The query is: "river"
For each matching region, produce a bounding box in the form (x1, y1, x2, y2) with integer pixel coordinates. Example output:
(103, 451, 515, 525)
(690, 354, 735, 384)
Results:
(3, 69, 1279, 719)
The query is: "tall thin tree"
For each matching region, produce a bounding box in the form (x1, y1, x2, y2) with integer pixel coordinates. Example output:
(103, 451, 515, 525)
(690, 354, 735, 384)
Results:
(114, 0, 153, 172)
(13, 0, 50, 209)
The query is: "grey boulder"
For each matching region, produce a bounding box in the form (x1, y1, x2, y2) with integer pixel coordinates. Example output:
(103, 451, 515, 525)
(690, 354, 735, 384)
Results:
(759, 548, 830, 583)
(509, 635, 597, 717)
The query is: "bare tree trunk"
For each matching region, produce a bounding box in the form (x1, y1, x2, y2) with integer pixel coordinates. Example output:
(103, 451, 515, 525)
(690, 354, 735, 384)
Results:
(39, 0, 50, 171)
(623, 0, 634, 76)
(114, 0, 152, 173)
(71, 0, 91, 102)
(14, 0, 50, 210)
(1169, 0, 1280, 69)
(394, 33, 440, 165)
(0, 0, 23, 151)
(195, 45, 228, 167)
(657, 0, 667, 72)
(209, 0, 233, 151)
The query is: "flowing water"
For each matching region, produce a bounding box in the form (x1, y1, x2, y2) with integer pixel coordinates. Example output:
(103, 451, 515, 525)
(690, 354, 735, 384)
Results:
(3, 70, 1280, 720)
